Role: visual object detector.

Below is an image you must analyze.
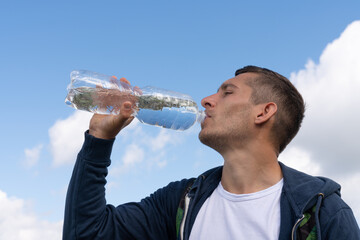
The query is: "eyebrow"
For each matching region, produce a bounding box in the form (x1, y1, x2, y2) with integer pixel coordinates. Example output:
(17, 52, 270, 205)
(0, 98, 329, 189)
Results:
(217, 83, 239, 93)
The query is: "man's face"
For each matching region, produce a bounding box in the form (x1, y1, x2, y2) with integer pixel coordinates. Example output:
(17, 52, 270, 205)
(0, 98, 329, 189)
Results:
(198, 73, 257, 152)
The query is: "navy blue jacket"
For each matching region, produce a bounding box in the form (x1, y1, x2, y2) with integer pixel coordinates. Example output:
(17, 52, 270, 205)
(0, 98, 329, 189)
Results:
(63, 132, 360, 239)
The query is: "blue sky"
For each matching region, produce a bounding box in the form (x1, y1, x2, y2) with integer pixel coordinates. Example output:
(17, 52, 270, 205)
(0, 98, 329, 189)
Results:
(1, 1, 360, 238)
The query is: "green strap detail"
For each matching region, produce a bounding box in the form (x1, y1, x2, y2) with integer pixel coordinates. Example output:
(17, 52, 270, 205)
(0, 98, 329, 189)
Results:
(299, 212, 311, 228)
(298, 205, 318, 240)
(176, 180, 195, 239)
(306, 227, 317, 240)
(176, 208, 184, 238)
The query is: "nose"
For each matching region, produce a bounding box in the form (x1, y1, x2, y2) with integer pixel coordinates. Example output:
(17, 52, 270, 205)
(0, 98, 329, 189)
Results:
(201, 93, 216, 109)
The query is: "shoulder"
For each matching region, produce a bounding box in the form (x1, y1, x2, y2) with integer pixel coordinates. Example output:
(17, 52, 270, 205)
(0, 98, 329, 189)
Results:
(320, 194, 360, 238)
(163, 178, 197, 193)
(320, 193, 358, 228)
(279, 163, 359, 236)
(279, 162, 341, 211)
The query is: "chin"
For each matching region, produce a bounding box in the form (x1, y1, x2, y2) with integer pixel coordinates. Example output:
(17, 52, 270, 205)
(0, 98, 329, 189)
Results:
(199, 130, 220, 147)
(198, 129, 208, 145)
(198, 126, 210, 139)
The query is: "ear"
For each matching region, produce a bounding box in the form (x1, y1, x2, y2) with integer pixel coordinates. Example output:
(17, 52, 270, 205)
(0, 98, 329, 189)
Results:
(254, 102, 277, 125)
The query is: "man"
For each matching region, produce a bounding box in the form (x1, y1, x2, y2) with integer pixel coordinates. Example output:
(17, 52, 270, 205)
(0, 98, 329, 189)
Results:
(63, 66, 360, 239)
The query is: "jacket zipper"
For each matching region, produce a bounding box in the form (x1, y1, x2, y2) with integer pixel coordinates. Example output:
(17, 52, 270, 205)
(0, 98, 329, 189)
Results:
(291, 214, 305, 240)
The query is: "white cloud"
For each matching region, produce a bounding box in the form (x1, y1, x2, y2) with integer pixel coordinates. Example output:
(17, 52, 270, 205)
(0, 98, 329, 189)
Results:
(147, 150, 168, 169)
(122, 143, 145, 167)
(0, 190, 62, 240)
(290, 20, 360, 177)
(109, 143, 145, 176)
(147, 128, 181, 152)
(48, 110, 142, 167)
(48, 108, 181, 173)
(109, 127, 187, 178)
(49, 111, 92, 166)
(148, 129, 172, 151)
(136, 128, 185, 167)
(23, 144, 43, 167)
(279, 146, 321, 176)
(287, 20, 360, 224)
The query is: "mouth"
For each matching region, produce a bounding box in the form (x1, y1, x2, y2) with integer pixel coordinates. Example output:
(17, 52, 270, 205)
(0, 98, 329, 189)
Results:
(202, 112, 212, 126)
(205, 111, 212, 119)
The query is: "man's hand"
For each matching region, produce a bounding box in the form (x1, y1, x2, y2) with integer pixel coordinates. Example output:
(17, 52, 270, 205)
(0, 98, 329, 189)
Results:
(89, 77, 136, 139)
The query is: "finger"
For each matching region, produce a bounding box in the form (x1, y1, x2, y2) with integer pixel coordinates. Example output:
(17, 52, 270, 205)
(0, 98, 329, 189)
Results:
(110, 75, 118, 86)
(112, 102, 135, 129)
(119, 77, 132, 91)
(134, 86, 142, 95)
(120, 101, 134, 118)
(119, 77, 130, 85)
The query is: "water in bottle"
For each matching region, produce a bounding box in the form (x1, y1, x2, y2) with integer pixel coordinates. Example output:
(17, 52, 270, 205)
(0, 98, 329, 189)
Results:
(65, 70, 205, 130)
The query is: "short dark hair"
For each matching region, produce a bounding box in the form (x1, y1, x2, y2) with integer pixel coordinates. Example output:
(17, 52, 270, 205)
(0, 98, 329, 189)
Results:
(235, 65, 305, 153)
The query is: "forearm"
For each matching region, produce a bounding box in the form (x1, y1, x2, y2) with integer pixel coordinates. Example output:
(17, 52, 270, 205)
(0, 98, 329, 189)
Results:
(63, 131, 115, 239)
(62, 131, 189, 240)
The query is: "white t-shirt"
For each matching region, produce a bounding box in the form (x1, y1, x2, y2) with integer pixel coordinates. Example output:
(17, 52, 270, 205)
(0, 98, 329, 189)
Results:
(189, 179, 283, 240)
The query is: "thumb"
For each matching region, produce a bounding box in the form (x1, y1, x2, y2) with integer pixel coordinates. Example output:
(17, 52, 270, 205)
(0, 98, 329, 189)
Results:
(113, 101, 136, 131)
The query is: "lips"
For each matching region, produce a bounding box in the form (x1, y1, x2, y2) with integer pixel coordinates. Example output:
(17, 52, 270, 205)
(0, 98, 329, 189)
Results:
(202, 111, 212, 124)
(205, 111, 212, 119)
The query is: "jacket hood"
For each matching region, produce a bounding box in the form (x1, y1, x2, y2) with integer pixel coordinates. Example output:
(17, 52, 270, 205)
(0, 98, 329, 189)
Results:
(279, 162, 341, 216)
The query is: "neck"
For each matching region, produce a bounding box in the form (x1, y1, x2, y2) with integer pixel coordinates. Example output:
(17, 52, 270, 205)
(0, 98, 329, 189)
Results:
(220, 144, 282, 194)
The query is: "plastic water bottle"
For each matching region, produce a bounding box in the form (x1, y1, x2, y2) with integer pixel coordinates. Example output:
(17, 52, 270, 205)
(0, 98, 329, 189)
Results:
(65, 70, 205, 130)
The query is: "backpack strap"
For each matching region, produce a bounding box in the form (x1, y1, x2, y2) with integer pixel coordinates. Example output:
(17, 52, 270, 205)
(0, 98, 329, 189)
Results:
(176, 180, 195, 240)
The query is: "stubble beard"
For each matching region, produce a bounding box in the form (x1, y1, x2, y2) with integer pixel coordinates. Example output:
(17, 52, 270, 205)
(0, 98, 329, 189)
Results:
(199, 128, 226, 153)
(198, 106, 253, 154)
